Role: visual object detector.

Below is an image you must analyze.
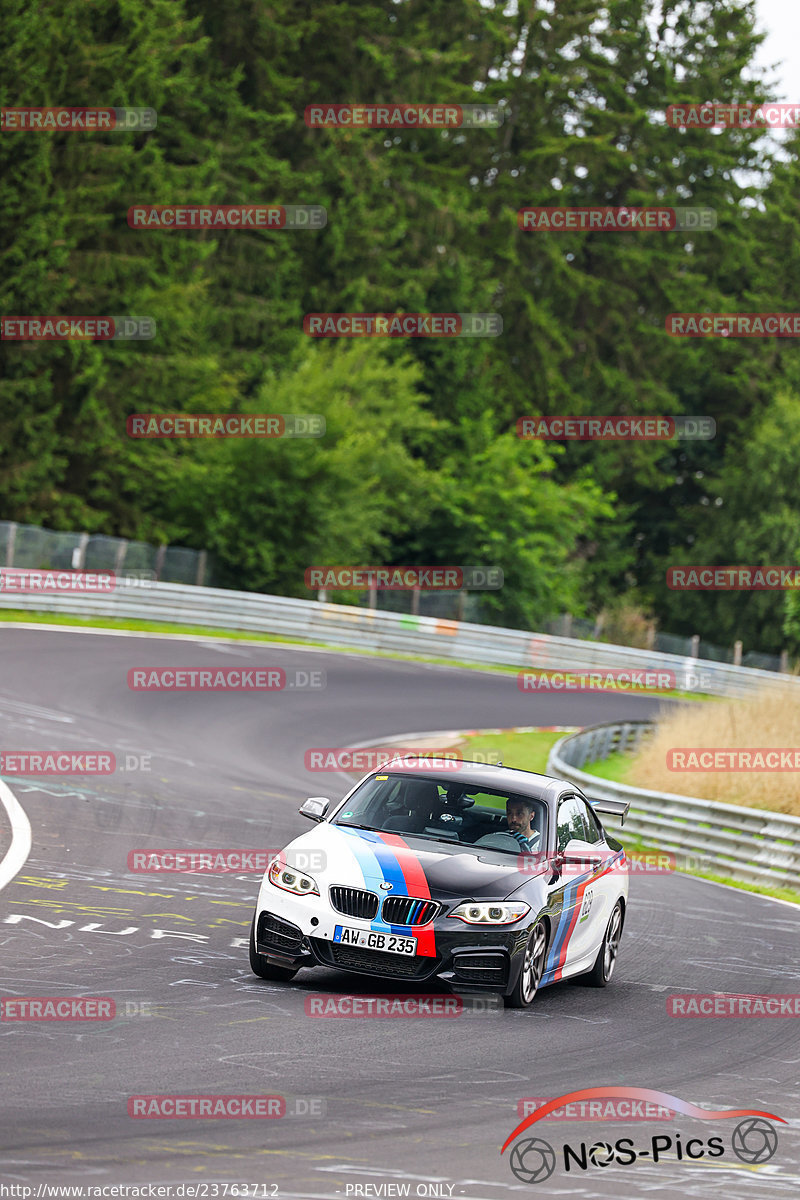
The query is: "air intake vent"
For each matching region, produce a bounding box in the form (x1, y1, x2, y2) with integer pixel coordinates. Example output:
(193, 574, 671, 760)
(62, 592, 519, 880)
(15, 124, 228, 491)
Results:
(257, 912, 303, 954)
(325, 943, 428, 978)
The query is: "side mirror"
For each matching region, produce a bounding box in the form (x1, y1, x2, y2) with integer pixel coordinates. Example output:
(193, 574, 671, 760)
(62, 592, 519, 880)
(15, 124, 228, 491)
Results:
(561, 839, 601, 867)
(299, 797, 330, 822)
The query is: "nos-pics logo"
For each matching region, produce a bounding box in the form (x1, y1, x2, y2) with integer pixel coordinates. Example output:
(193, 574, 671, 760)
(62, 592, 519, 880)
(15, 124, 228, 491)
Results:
(502, 1087, 783, 1184)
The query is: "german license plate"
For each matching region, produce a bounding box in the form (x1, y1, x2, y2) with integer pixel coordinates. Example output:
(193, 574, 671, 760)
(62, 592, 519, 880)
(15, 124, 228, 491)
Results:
(333, 925, 417, 955)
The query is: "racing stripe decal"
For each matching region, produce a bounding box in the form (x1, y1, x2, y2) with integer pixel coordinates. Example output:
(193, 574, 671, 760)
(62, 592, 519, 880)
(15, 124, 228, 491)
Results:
(332, 828, 436, 956)
(360, 831, 408, 897)
(331, 826, 376, 890)
(333, 827, 389, 894)
(540, 874, 587, 985)
(336, 831, 401, 938)
(543, 854, 625, 983)
(377, 833, 436, 957)
(550, 875, 591, 982)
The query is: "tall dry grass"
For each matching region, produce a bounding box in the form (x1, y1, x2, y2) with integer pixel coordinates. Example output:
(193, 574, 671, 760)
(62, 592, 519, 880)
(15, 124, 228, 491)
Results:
(629, 688, 800, 815)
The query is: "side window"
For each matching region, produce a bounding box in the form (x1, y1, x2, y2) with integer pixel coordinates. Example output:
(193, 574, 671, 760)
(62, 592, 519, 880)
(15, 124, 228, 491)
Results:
(556, 797, 583, 852)
(557, 795, 602, 848)
(579, 800, 603, 844)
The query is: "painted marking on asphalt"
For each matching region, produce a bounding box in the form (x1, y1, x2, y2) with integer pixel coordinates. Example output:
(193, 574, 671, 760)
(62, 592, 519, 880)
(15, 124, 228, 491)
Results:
(0, 695, 75, 724)
(0, 778, 32, 894)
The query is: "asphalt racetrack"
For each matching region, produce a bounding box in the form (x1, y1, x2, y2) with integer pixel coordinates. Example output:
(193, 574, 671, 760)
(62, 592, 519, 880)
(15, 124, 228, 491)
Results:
(1, 626, 798, 1198)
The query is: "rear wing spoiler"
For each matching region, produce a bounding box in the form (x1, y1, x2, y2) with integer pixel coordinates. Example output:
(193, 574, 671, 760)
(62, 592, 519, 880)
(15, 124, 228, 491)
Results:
(588, 797, 630, 826)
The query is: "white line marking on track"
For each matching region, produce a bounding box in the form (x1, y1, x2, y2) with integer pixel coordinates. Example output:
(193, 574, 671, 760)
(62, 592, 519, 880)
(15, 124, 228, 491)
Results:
(0, 777, 32, 893)
(0, 694, 74, 723)
(676, 870, 800, 909)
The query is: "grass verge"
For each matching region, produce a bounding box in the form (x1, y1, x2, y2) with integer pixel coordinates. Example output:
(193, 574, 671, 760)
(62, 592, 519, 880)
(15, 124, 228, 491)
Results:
(579, 750, 633, 784)
(456, 729, 568, 775)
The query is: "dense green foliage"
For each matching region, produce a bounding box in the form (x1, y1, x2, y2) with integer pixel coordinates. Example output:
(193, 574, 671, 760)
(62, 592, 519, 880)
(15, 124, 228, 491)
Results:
(2, 0, 798, 652)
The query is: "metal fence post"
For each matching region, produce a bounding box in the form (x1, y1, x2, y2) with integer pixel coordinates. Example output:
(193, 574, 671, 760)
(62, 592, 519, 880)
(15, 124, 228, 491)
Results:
(72, 532, 89, 569)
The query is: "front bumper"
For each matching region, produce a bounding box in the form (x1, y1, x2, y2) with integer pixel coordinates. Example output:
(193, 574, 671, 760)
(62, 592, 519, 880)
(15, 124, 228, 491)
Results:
(254, 902, 531, 994)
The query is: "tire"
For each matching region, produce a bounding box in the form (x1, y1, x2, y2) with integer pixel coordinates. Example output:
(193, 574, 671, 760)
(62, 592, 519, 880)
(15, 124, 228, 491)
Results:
(581, 900, 623, 987)
(249, 916, 299, 982)
(504, 920, 548, 1009)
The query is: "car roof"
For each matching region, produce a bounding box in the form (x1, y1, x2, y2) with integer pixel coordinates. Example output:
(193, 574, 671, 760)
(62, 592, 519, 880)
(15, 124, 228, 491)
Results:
(370, 758, 568, 804)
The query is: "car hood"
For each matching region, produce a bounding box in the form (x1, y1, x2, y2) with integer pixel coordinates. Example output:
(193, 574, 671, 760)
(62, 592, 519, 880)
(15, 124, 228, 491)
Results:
(281, 822, 546, 901)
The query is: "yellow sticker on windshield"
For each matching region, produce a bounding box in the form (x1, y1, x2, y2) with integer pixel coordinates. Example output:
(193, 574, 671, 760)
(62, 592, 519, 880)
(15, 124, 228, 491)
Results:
(375, 775, 388, 780)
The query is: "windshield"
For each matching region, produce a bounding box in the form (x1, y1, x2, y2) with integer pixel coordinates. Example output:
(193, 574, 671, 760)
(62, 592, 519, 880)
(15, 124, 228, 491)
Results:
(331, 773, 547, 856)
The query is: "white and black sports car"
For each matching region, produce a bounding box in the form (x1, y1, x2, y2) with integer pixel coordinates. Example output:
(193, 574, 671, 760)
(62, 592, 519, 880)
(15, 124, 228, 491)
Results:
(249, 760, 630, 1008)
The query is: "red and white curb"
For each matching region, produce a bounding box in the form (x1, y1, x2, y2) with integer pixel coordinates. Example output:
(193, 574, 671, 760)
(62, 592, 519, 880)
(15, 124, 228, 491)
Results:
(352, 726, 580, 748)
(452, 725, 580, 736)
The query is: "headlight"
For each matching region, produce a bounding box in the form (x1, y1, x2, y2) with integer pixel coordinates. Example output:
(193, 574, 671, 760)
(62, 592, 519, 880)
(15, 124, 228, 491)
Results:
(268, 860, 319, 896)
(448, 902, 530, 925)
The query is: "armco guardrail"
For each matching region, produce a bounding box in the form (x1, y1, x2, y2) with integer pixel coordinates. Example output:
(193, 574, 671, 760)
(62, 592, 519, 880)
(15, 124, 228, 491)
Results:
(547, 720, 800, 889)
(0, 577, 797, 698)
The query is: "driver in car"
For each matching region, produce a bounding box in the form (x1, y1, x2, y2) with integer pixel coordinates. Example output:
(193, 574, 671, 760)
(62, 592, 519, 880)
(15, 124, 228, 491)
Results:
(506, 797, 540, 853)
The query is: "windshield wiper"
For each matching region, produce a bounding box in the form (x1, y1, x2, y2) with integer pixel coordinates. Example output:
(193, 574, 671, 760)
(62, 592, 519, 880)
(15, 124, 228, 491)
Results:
(336, 824, 460, 846)
(403, 833, 463, 846)
(335, 822, 386, 833)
